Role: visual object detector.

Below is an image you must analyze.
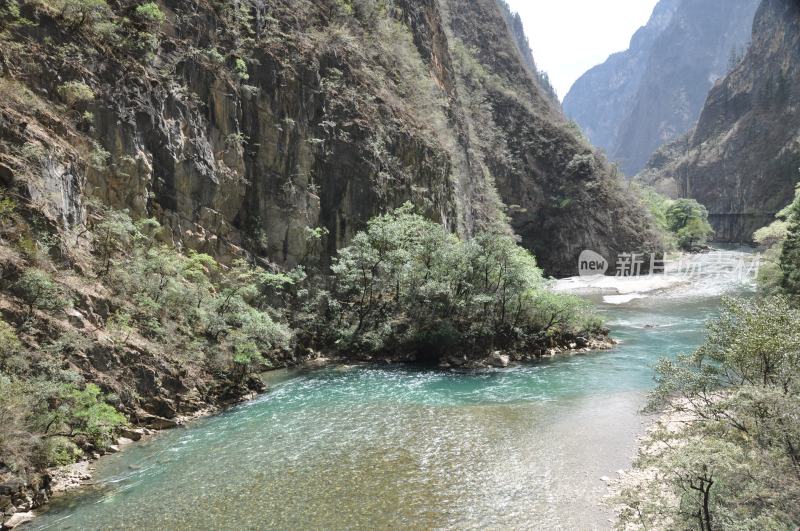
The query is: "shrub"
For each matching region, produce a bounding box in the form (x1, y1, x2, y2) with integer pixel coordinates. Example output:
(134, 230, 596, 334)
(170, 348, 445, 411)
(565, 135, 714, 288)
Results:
(17, 141, 47, 163)
(335, 0, 354, 16)
(57, 80, 95, 106)
(57, 0, 112, 32)
(36, 436, 81, 467)
(134, 2, 165, 27)
(205, 47, 224, 64)
(234, 58, 249, 81)
(37, 383, 126, 450)
(13, 269, 70, 317)
(89, 141, 110, 169)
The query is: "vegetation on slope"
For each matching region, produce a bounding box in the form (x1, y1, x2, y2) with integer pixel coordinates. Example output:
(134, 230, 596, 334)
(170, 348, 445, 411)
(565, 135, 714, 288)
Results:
(0, 194, 295, 486)
(754, 181, 800, 296)
(614, 178, 800, 530)
(615, 296, 800, 529)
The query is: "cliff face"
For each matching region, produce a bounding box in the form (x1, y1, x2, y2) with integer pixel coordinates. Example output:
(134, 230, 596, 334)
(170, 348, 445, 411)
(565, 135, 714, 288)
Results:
(642, 0, 800, 241)
(564, 0, 760, 176)
(0, 0, 658, 277)
(442, 0, 663, 275)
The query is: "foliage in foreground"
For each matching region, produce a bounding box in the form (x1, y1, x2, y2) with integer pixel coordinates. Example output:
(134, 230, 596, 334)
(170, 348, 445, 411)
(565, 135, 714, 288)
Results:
(615, 296, 800, 530)
(321, 204, 601, 361)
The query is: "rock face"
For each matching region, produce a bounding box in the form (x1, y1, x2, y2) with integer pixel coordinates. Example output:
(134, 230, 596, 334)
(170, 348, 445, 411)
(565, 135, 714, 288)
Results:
(564, 0, 760, 176)
(1, 0, 659, 278)
(641, 0, 800, 241)
(435, 0, 664, 276)
(563, 0, 682, 158)
(496, 0, 560, 103)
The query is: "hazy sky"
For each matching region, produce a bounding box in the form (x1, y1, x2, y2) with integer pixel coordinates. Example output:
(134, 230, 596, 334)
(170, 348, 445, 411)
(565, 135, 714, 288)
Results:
(505, 0, 660, 100)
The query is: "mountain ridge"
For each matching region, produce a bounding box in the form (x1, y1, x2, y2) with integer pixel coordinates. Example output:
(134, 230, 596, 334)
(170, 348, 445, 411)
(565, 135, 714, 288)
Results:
(564, 0, 760, 176)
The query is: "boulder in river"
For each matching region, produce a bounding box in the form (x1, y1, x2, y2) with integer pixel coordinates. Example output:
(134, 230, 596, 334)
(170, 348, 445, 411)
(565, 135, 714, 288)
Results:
(120, 428, 145, 441)
(2, 511, 35, 529)
(489, 352, 511, 368)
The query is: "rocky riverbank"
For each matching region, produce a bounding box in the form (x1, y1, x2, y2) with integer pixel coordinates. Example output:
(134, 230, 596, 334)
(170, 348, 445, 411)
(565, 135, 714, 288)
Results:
(0, 389, 266, 530)
(1, 330, 618, 530)
(603, 402, 698, 530)
(318, 332, 618, 370)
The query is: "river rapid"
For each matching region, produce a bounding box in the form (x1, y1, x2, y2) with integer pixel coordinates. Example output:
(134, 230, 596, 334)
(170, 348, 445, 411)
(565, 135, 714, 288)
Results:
(27, 248, 758, 530)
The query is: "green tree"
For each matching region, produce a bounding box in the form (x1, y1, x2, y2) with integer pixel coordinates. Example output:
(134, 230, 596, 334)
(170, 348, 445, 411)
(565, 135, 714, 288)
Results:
(666, 198, 714, 250)
(326, 203, 598, 360)
(37, 383, 126, 450)
(13, 269, 70, 317)
(93, 208, 137, 275)
(753, 183, 799, 293)
(780, 185, 800, 296)
(56, 81, 95, 106)
(57, 0, 112, 32)
(134, 2, 165, 28)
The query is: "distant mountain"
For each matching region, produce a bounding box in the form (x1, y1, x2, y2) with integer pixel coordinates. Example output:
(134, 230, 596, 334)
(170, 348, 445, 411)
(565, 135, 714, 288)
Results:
(640, 0, 800, 242)
(563, 0, 760, 176)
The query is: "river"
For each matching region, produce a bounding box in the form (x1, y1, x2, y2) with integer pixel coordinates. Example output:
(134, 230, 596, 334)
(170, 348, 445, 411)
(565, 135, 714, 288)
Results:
(26, 248, 758, 530)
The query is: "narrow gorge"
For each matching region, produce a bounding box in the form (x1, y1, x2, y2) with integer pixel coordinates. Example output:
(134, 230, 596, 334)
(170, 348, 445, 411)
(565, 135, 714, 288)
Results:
(1, 0, 799, 529)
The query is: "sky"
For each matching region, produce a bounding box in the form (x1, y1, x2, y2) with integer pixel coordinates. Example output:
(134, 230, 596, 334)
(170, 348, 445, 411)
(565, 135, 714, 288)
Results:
(505, 0, 660, 100)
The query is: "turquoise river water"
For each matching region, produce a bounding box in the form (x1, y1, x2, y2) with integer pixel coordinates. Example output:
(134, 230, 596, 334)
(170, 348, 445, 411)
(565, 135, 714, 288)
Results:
(27, 248, 757, 530)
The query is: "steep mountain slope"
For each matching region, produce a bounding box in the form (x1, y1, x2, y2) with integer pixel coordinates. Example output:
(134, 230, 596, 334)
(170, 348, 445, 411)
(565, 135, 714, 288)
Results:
(0, 0, 659, 278)
(563, 0, 681, 156)
(642, 0, 800, 241)
(496, 0, 559, 103)
(564, 0, 760, 176)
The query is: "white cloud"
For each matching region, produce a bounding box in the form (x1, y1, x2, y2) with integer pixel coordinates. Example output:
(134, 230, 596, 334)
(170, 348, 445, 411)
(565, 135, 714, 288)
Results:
(505, 0, 660, 100)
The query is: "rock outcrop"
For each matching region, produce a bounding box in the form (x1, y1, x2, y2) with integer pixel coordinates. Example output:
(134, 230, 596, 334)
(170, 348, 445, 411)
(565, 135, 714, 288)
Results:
(564, 0, 760, 176)
(640, 0, 800, 241)
(1, 0, 659, 277)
